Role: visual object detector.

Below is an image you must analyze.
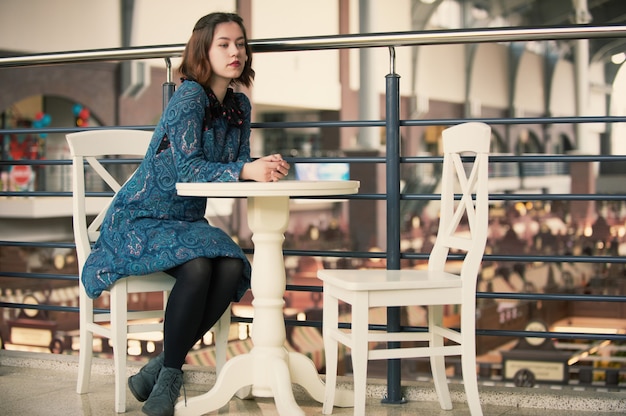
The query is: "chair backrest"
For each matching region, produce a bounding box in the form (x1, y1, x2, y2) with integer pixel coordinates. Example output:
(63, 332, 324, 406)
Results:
(66, 129, 152, 269)
(429, 122, 491, 284)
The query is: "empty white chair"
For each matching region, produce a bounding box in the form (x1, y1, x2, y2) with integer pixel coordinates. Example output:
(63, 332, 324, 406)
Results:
(318, 122, 491, 416)
(67, 129, 230, 413)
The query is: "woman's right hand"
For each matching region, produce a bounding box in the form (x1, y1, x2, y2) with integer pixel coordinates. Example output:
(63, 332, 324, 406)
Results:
(240, 154, 290, 182)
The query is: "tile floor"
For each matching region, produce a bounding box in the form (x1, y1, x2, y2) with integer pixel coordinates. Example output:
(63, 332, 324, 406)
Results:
(1, 350, 624, 415)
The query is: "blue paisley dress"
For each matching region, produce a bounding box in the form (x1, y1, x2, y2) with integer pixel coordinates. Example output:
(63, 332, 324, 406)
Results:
(81, 79, 252, 300)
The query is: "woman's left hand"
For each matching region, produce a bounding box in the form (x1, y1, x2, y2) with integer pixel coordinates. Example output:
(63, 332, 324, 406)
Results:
(240, 154, 290, 182)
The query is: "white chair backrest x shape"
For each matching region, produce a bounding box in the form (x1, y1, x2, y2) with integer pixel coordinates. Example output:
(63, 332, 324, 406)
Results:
(68, 130, 152, 267)
(430, 122, 490, 287)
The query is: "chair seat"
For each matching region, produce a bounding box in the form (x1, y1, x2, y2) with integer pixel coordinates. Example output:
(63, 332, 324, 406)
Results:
(318, 269, 462, 291)
(124, 272, 175, 292)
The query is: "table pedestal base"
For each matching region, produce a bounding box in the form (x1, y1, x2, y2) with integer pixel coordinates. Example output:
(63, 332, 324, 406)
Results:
(174, 348, 353, 415)
(173, 183, 359, 415)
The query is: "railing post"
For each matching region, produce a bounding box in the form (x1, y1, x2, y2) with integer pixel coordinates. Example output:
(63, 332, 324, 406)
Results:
(162, 57, 176, 110)
(383, 46, 406, 406)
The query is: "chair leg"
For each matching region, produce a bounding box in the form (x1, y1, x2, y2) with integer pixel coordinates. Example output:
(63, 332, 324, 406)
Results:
(428, 305, 452, 410)
(215, 304, 231, 375)
(76, 326, 93, 394)
(77, 290, 93, 395)
(111, 284, 128, 413)
(322, 289, 339, 415)
(461, 308, 483, 416)
(461, 350, 483, 416)
(350, 294, 369, 416)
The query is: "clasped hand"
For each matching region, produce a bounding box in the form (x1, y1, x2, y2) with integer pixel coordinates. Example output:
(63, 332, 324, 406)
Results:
(240, 154, 290, 182)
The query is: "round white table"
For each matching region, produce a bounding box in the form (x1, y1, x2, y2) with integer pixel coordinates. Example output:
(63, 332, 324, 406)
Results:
(175, 180, 359, 416)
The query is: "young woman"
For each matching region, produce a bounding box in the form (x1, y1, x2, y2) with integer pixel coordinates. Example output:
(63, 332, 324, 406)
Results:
(80, 12, 290, 416)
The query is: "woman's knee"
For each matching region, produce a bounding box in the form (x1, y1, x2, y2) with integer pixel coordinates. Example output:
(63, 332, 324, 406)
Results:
(215, 257, 244, 278)
(168, 257, 213, 283)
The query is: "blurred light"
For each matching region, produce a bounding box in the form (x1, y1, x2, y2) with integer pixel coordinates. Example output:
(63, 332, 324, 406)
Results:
(127, 340, 141, 356)
(368, 246, 383, 263)
(611, 52, 625, 65)
(554, 325, 622, 334)
(238, 323, 249, 340)
(471, 7, 489, 20)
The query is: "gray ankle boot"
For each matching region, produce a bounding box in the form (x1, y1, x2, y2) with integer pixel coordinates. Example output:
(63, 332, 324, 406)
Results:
(128, 352, 164, 402)
(141, 366, 184, 416)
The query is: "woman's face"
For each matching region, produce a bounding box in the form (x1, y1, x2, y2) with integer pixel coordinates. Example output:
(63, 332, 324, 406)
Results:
(208, 21, 247, 83)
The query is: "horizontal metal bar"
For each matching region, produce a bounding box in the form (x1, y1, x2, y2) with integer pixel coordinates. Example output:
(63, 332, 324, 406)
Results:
(0, 44, 185, 68)
(0, 271, 77, 281)
(283, 249, 386, 259)
(0, 191, 74, 197)
(1, 25, 625, 68)
(0, 241, 75, 249)
(2, 115, 625, 137)
(483, 254, 626, 263)
(0, 125, 154, 135)
(476, 328, 626, 342)
(478, 155, 626, 162)
(251, 24, 626, 52)
(281, 249, 624, 265)
(400, 193, 626, 201)
(284, 319, 323, 329)
(401, 155, 626, 163)
(285, 284, 323, 293)
(478, 292, 626, 302)
(401, 115, 626, 126)
(252, 120, 384, 129)
(2, 189, 621, 202)
(0, 302, 78, 314)
(0, 153, 624, 170)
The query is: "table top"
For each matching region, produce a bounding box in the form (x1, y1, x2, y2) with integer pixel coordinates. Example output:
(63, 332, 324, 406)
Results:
(176, 180, 360, 197)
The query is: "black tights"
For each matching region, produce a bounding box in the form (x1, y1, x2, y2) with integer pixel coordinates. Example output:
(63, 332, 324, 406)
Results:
(163, 257, 243, 370)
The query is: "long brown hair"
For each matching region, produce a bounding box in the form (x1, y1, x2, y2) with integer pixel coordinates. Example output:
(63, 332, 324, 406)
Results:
(179, 12, 255, 87)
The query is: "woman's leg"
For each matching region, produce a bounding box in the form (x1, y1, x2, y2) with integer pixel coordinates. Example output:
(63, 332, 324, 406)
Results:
(162, 257, 242, 370)
(163, 257, 212, 370)
(191, 257, 243, 343)
(142, 257, 243, 414)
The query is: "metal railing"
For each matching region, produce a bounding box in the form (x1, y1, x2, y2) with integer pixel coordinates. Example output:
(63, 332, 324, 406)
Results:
(2, 24, 626, 399)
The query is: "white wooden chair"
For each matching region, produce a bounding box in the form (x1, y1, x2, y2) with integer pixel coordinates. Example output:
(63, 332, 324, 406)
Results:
(318, 122, 491, 416)
(67, 129, 231, 413)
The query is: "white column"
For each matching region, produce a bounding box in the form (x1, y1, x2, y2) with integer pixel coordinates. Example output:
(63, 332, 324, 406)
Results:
(570, 0, 597, 228)
(357, 0, 380, 149)
(573, 0, 596, 154)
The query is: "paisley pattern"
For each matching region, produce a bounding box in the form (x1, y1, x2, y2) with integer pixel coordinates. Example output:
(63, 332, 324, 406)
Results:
(81, 80, 252, 300)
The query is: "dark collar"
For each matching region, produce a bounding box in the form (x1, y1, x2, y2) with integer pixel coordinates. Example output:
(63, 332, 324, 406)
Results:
(181, 78, 244, 128)
(206, 86, 244, 127)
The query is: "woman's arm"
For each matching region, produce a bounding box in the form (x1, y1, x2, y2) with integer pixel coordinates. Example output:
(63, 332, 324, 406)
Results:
(166, 82, 289, 183)
(167, 81, 247, 182)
